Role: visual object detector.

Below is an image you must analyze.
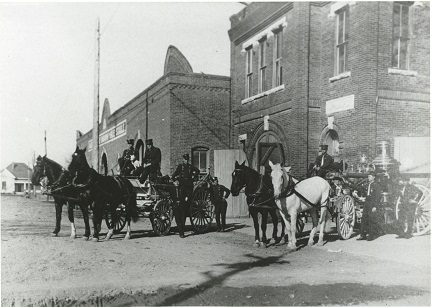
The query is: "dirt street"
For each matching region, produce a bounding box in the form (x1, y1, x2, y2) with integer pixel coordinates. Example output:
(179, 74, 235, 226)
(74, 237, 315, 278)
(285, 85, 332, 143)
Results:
(1, 195, 430, 306)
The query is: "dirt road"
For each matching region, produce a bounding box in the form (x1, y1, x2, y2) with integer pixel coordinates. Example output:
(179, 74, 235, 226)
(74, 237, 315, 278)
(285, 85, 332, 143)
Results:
(1, 195, 430, 306)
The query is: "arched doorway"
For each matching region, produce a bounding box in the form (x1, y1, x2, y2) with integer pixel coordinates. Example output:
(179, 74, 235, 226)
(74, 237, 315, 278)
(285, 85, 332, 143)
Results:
(254, 132, 285, 175)
(322, 129, 340, 157)
(101, 153, 108, 176)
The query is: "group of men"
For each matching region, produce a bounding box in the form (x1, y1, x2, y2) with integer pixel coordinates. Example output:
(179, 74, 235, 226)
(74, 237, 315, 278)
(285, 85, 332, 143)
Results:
(308, 144, 422, 241)
(119, 138, 230, 238)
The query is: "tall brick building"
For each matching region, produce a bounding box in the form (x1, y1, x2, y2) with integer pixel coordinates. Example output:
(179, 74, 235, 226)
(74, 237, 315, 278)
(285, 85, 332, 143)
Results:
(76, 46, 231, 177)
(228, 1, 430, 177)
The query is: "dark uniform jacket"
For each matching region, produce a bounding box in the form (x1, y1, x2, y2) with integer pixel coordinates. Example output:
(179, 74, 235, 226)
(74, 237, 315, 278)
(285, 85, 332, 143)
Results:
(402, 183, 422, 204)
(212, 184, 230, 203)
(172, 163, 200, 187)
(122, 147, 135, 160)
(314, 153, 334, 170)
(143, 146, 162, 169)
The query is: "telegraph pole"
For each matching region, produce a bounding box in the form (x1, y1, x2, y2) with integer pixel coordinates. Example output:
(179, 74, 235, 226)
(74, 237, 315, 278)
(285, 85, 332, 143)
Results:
(91, 17, 100, 171)
(44, 130, 47, 156)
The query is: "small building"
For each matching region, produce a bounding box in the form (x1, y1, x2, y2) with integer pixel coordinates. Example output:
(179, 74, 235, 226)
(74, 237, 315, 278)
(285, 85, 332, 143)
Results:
(76, 45, 231, 178)
(1, 163, 33, 194)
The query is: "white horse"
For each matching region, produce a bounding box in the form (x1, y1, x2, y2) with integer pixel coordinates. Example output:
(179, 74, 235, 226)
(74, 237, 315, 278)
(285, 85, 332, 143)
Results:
(268, 161, 331, 251)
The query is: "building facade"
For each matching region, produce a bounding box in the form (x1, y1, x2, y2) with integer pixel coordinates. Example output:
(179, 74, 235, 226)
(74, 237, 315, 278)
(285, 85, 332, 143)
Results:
(1, 162, 33, 194)
(76, 46, 231, 177)
(229, 1, 430, 177)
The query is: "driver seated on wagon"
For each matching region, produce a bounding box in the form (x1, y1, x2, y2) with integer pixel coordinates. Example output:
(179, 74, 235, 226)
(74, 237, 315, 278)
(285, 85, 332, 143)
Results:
(139, 139, 162, 184)
(307, 145, 333, 178)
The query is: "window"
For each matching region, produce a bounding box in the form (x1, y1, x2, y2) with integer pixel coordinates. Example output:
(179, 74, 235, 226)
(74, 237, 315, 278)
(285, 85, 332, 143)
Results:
(273, 29, 283, 86)
(192, 147, 209, 175)
(245, 47, 253, 98)
(392, 3, 410, 70)
(259, 37, 267, 93)
(335, 7, 349, 75)
(2, 181, 6, 190)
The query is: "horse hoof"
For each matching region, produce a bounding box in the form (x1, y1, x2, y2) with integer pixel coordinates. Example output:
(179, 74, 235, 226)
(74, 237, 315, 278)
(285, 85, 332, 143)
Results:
(124, 233, 131, 240)
(308, 242, 314, 247)
(70, 234, 76, 239)
(92, 237, 99, 242)
(82, 236, 89, 241)
(253, 242, 260, 248)
(51, 233, 58, 237)
(316, 241, 324, 246)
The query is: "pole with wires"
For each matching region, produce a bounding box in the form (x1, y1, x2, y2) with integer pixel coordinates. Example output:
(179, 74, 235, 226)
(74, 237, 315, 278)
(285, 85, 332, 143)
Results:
(92, 17, 100, 171)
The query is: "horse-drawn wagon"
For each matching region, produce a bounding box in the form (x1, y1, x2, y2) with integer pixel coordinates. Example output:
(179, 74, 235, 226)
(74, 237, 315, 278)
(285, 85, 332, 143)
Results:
(105, 172, 216, 236)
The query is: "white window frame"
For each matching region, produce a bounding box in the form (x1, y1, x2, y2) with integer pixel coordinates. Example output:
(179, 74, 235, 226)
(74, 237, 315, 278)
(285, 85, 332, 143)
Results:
(335, 6, 349, 75)
(245, 47, 253, 98)
(192, 147, 209, 176)
(392, 2, 411, 70)
(273, 28, 283, 87)
(259, 37, 267, 93)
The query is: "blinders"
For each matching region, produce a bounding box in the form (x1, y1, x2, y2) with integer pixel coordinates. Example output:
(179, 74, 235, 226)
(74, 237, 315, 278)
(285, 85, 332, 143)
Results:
(231, 168, 247, 195)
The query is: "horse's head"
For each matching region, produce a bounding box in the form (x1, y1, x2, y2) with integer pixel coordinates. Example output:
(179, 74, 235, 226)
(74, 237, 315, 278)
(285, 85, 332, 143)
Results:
(231, 161, 248, 196)
(68, 146, 89, 173)
(269, 161, 291, 199)
(31, 155, 46, 186)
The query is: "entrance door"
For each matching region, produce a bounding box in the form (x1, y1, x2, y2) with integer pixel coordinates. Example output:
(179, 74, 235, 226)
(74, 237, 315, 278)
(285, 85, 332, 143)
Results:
(101, 153, 108, 176)
(256, 132, 285, 175)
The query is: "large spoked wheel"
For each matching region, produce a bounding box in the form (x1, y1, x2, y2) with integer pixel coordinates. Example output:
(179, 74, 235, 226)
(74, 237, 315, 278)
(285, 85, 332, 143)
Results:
(395, 184, 430, 236)
(150, 199, 174, 236)
(336, 194, 356, 240)
(105, 205, 126, 234)
(190, 188, 215, 233)
(295, 213, 306, 235)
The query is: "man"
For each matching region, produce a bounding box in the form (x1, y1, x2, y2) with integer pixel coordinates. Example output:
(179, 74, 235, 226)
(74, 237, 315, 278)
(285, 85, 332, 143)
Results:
(172, 154, 200, 238)
(119, 139, 135, 175)
(309, 145, 334, 178)
(356, 171, 384, 241)
(396, 177, 422, 239)
(139, 139, 162, 184)
(211, 177, 230, 232)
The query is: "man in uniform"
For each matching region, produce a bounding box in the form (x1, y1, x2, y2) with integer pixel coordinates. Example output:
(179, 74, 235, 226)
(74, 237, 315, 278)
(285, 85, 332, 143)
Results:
(356, 170, 384, 241)
(119, 139, 135, 175)
(172, 153, 200, 238)
(139, 139, 162, 184)
(130, 155, 143, 177)
(396, 177, 422, 239)
(308, 145, 334, 178)
(211, 177, 230, 232)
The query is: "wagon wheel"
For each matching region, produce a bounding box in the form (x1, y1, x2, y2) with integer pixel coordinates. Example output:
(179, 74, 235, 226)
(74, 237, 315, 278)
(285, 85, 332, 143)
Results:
(190, 188, 215, 233)
(336, 194, 356, 240)
(296, 214, 306, 235)
(395, 184, 430, 236)
(150, 199, 174, 236)
(105, 205, 126, 234)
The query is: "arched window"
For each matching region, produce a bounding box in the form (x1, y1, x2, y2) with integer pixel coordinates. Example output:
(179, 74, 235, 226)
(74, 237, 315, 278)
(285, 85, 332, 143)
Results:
(101, 153, 108, 176)
(323, 129, 340, 157)
(192, 147, 209, 175)
(135, 139, 145, 162)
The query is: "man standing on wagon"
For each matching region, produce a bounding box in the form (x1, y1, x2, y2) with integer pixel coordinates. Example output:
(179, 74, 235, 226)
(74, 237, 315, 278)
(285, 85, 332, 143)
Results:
(139, 139, 162, 184)
(172, 153, 200, 238)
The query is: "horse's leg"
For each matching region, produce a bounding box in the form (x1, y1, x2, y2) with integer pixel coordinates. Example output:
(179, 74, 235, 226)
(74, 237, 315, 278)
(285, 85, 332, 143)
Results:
(79, 201, 91, 241)
(67, 202, 76, 239)
(104, 206, 115, 241)
(316, 208, 329, 246)
(250, 209, 261, 247)
(308, 208, 319, 246)
(279, 208, 293, 250)
(52, 200, 63, 236)
(92, 203, 102, 242)
(288, 209, 298, 250)
(260, 210, 268, 247)
(269, 209, 281, 243)
(124, 219, 132, 240)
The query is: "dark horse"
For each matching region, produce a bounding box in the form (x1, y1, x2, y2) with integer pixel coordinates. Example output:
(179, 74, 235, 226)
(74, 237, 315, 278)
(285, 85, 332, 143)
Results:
(68, 146, 139, 241)
(31, 155, 91, 239)
(231, 161, 285, 247)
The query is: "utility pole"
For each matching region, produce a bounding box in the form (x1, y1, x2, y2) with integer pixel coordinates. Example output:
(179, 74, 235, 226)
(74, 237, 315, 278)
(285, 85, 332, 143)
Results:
(44, 130, 47, 156)
(91, 17, 100, 171)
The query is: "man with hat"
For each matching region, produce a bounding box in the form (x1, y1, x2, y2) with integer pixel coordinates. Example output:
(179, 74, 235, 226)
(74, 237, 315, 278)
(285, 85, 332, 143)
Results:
(119, 139, 135, 175)
(172, 153, 200, 238)
(309, 145, 334, 178)
(139, 139, 162, 184)
(210, 177, 231, 232)
(396, 176, 422, 239)
(356, 170, 385, 241)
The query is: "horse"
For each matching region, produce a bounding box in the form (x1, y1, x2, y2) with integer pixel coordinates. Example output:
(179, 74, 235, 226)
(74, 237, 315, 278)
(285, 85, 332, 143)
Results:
(31, 155, 91, 239)
(231, 161, 285, 247)
(268, 161, 332, 251)
(68, 146, 139, 241)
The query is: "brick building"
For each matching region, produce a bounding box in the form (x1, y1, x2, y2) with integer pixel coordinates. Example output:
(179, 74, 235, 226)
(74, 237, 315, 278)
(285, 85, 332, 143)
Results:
(76, 46, 231, 177)
(228, 1, 430, 177)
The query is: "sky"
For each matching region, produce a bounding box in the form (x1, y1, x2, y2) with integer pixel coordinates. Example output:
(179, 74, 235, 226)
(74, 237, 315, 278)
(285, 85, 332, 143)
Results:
(0, 1, 245, 169)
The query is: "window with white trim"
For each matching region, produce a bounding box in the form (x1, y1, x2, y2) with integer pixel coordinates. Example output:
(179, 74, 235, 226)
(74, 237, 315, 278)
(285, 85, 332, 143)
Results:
(392, 2, 411, 70)
(245, 47, 253, 98)
(273, 29, 283, 87)
(335, 6, 349, 75)
(259, 37, 267, 93)
(192, 147, 209, 175)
